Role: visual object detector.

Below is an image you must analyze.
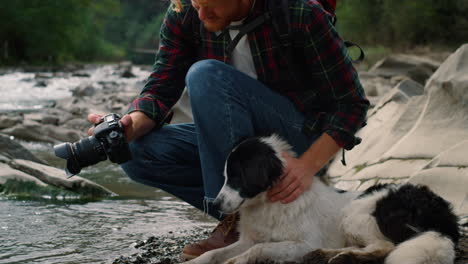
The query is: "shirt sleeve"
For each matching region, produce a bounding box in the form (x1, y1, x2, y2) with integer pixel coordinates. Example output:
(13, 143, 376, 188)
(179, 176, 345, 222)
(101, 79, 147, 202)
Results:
(126, 3, 196, 128)
(301, 4, 369, 150)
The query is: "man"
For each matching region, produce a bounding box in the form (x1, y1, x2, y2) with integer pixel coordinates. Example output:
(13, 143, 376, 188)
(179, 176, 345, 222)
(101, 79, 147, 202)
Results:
(88, 0, 369, 260)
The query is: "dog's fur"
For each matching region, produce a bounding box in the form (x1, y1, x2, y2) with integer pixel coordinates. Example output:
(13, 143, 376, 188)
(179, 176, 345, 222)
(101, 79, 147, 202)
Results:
(183, 135, 460, 264)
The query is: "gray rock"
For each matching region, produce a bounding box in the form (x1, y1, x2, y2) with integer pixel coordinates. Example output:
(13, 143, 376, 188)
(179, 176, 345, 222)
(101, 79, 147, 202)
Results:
(121, 66, 136, 78)
(1, 121, 84, 144)
(328, 44, 468, 221)
(369, 79, 424, 117)
(0, 163, 48, 186)
(0, 133, 45, 164)
(23, 113, 60, 126)
(172, 89, 193, 124)
(359, 71, 393, 98)
(63, 118, 91, 131)
(41, 115, 60, 125)
(369, 54, 441, 85)
(409, 167, 468, 216)
(72, 84, 97, 97)
(72, 72, 91, 78)
(0, 114, 23, 129)
(9, 159, 115, 197)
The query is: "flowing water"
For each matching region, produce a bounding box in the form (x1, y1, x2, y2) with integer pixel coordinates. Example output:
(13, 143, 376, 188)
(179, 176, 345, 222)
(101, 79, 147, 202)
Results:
(0, 67, 215, 264)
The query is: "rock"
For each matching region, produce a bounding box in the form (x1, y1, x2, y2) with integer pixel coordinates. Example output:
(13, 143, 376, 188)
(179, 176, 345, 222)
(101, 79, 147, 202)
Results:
(35, 80, 49, 87)
(1, 121, 84, 144)
(172, 89, 193, 124)
(121, 66, 136, 78)
(0, 163, 48, 186)
(55, 97, 107, 117)
(327, 44, 468, 242)
(0, 133, 45, 164)
(369, 54, 441, 85)
(0, 130, 113, 198)
(369, 79, 424, 116)
(23, 113, 60, 126)
(0, 114, 23, 129)
(409, 167, 468, 216)
(41, 115, 60, 125)
(63, 118, 91, 131)
(72, 72, 91, 78)
(72, 84, 97, 97)
(9, 159, 115, 197)
(359, 72, 393, 98)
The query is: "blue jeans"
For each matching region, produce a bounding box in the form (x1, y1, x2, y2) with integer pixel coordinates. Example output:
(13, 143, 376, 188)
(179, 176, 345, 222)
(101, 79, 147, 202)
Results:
(121, 60, 318, 220)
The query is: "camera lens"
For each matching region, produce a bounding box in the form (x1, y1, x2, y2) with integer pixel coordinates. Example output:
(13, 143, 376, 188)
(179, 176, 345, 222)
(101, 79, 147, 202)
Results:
(53, 136, 107, 175)
(54, 142, 81, 175)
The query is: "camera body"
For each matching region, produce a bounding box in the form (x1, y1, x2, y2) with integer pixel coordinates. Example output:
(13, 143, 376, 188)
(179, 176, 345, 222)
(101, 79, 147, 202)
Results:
(54, 113, 132, 176)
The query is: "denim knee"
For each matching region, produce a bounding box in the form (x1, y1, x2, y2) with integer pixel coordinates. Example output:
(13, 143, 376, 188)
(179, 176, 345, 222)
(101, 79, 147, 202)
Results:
(186, 59, 230, 102)
(120, 139, 149, 184)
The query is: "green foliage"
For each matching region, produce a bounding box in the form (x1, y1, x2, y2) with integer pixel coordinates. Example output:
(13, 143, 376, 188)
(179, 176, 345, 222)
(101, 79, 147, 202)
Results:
(0, 0, 126, 64)
(2, 0, 466, 65)
(336, 0, 468, 47)
(0, 179, 87, 201)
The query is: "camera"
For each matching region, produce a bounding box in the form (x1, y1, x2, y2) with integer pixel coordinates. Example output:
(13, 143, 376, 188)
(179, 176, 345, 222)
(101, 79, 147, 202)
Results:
(54, 113, 132, 176)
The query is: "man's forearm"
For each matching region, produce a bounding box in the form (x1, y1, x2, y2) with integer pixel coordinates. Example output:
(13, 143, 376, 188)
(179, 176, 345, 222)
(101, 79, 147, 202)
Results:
(299, 132, 341, 176)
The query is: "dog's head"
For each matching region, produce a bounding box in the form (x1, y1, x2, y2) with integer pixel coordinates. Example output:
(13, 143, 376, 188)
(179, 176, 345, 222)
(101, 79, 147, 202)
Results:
(214, 135, 293, 214)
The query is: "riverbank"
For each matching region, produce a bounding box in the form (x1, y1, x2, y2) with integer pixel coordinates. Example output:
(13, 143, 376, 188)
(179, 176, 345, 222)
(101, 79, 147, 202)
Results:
(1, 45, 467, 263)
(112, 233, 468, 264)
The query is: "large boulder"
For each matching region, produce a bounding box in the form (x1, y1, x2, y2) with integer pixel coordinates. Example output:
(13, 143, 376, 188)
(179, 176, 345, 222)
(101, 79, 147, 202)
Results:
(9, 159, 115, 197)
(369, 54, 441, 85)
(0, 133, 45, 163)
(329, 44, 468, 218)
(1, 120, 84, 144)
(0, 134, 114, 197)
(0, 162, 48, 186)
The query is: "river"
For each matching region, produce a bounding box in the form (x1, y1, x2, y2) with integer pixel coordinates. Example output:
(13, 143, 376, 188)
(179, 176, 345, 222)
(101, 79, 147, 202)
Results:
(0, 67, 215, 264)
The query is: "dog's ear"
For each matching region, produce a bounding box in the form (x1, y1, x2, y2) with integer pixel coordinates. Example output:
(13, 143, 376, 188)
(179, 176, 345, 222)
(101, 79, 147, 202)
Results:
(226, 137, 285, 198)
(238, 147, 283, 198)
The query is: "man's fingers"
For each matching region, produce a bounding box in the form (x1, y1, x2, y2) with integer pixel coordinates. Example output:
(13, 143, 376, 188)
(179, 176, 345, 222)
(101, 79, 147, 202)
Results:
(87, 113, 103, 124)
(87, 114, 103, 136)
(119, 114, 133, 127)
(268, 173, 292, 195)
(281, 188, 303, 204)
(269, 180, 300, 203)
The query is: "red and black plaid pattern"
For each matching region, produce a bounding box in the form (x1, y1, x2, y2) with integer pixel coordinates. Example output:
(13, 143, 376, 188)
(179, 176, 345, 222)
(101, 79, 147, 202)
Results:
(128, 0, 369, 150)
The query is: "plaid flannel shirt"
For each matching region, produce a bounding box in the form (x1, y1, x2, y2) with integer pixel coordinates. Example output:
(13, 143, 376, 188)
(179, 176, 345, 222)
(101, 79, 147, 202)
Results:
(127, 0, 369, 150)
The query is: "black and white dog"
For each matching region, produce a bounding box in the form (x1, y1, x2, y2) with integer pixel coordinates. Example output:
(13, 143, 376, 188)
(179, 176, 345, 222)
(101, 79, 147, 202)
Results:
(183, 135, 460, 264)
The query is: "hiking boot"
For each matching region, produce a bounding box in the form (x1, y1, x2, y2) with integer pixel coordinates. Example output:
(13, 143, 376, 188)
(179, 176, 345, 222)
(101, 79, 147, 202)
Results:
(180, 213, 240, 261)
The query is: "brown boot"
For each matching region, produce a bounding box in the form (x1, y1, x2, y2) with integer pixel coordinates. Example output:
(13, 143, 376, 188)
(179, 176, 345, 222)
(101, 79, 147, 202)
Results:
(180, 213, 240, 261)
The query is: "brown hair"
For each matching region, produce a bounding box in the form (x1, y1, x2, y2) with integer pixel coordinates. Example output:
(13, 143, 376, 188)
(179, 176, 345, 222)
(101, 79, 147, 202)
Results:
(171, 0, 183, 12)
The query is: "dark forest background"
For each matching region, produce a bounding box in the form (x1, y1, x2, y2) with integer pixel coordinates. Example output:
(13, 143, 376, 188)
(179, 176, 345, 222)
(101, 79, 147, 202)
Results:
(1, 0, 467, 65)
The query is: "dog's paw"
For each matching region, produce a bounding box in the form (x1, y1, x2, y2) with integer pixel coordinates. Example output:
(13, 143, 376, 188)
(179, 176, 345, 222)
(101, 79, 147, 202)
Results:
(302, 249, 335, 264)
(329, 251, 386, 264)
(328, 252, 357, 264)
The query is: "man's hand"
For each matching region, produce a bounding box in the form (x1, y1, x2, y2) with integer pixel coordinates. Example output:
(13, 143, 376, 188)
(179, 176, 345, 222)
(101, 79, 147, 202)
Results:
(87, 111, 155, 142)
(267, 133, 341, 204)
(267, 152, 315, 204)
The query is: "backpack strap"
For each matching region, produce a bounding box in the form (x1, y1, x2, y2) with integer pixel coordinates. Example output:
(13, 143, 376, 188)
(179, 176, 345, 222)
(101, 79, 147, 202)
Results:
(225, 13, 271, 58)
(344, 40, 365, 64)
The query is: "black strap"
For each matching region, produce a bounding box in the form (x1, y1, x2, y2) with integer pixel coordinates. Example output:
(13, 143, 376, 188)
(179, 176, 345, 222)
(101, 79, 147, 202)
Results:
(341, 149, 347, 166)
(224, 13, 271, 58)
(344, 41, 365, 64)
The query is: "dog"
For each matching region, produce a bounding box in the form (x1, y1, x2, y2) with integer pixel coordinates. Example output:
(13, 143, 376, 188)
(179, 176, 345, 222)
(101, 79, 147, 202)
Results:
(182, 135, 460, 264)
